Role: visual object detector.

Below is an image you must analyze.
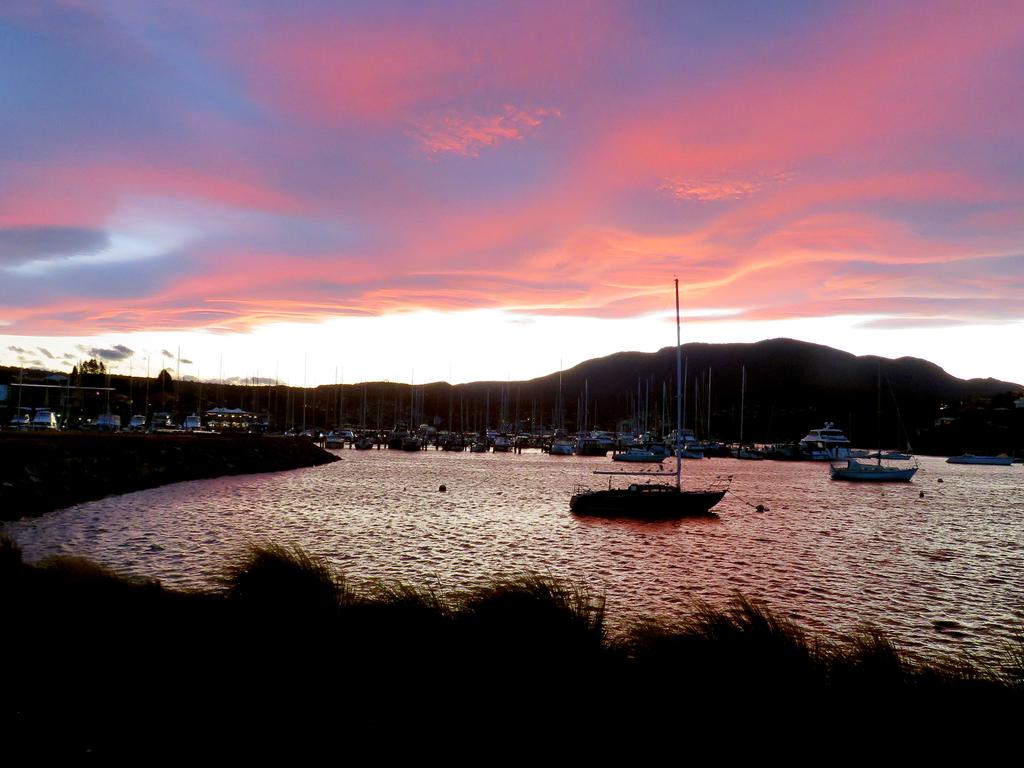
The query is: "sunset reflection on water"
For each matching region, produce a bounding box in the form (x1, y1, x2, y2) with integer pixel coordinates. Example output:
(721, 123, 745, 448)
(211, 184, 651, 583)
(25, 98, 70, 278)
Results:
(5, 450, 1022, 667)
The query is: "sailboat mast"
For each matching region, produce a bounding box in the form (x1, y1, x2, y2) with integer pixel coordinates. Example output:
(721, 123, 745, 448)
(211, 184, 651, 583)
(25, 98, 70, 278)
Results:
(877, 362, 882, 467)
(675, 278, 682, 492)
(740, 364, 746, 445)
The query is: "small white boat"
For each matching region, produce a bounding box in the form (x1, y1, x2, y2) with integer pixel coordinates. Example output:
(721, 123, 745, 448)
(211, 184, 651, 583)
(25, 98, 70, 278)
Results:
(574, 434, 608, 456)
(733, 446, 765, 460)
(946, 454, 1014, 466)
(869, 451, 913, 461)
(830, 458, 917, 482)
(97, 413, 121, 432)
(31, 408, 59, 430)
(612, 446, 665, 463)
(549, 438, 574, 456)
(9, 412, 30, 430)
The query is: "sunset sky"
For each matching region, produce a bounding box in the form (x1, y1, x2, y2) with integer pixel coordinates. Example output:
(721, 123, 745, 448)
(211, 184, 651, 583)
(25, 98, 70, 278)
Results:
(2, 1, 1022, 386)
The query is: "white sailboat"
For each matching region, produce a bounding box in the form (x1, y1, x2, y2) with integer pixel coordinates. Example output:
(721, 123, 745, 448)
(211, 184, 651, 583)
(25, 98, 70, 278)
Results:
(830, 365, 917, 482)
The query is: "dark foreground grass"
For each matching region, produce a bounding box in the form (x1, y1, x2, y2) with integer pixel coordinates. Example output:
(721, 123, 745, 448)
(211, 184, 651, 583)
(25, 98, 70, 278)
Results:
(1, 536, 1019, 755)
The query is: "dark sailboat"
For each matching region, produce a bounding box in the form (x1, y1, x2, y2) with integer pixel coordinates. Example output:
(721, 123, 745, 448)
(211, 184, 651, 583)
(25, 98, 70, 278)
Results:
(569, 280, 727, 519)
(569, 481, 726, 518)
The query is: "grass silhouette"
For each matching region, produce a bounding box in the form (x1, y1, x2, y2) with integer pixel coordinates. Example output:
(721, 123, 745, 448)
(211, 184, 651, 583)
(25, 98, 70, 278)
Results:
(1, 535, 1018, 756)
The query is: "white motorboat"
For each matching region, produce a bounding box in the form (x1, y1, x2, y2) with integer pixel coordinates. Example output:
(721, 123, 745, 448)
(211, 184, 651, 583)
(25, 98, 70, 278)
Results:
(946, 454, 1014, 466)
(799, 423, 852, 460)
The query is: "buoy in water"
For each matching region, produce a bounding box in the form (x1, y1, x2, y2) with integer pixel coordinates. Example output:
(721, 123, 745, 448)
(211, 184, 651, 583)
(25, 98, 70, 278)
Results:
(755, 504, 767, 513)
(919, 491, 925, 498)
(937, 478, 944, 483)
(439, 484, 447, 492)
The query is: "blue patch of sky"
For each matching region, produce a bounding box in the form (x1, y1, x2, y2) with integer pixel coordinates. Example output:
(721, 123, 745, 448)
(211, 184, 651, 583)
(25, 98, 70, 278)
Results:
(0, 227, 110, 265)
(200, 211, 367, 260)
(625, 0, 845, 89)
(99, 3, 268, 125)
(0, 22, 176, 151)
(0, 12, 265, 165)
(0, 246, 188, 306)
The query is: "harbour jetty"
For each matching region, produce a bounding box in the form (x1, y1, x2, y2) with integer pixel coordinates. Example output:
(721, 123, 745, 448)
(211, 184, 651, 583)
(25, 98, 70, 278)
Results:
(0, 432, 338, 520)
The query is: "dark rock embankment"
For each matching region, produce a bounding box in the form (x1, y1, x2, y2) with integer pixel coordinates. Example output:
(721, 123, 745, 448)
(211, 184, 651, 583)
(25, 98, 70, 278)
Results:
(0, 432, 339, 520)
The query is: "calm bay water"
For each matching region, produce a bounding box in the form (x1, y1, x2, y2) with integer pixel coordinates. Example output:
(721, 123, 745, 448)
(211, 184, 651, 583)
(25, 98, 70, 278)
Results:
(4, 449, 1023, 667)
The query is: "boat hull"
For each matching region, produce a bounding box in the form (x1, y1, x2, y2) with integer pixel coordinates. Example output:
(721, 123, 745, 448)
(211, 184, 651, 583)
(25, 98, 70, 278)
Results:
(611, 452, 664, 463)
(570, 485, 725, 518)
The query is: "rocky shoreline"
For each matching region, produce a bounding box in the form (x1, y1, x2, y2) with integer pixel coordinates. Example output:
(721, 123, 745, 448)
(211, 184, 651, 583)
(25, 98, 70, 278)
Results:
(0, 432, 339, 520)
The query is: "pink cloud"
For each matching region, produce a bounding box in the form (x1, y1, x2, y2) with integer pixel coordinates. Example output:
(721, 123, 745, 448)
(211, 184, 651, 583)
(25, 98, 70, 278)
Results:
(582, 2, 1024, 196)
(4, 0, 1022, 345)
(224, 2, 623, 124)
(410, 106, 560, 156)
(659, 173, 793, 202)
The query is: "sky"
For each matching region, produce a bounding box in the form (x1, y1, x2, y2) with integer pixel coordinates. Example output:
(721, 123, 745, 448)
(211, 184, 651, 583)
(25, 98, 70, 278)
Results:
(2, 0, 1022, 386)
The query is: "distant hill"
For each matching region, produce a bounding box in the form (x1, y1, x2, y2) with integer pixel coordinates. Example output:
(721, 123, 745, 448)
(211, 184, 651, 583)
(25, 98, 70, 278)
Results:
(2, 338, 1021, 454)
